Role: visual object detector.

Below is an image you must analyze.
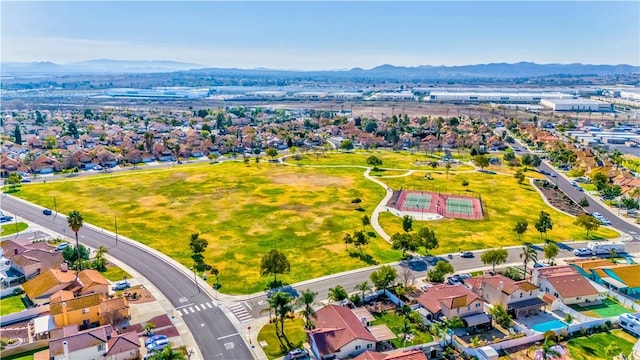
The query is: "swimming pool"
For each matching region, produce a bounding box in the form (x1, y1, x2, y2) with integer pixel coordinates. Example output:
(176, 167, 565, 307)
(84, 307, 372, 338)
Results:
(531, 319, 568, 332)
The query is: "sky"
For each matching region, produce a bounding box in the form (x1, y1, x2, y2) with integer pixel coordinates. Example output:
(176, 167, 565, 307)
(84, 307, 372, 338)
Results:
(1, 1, 639, 70)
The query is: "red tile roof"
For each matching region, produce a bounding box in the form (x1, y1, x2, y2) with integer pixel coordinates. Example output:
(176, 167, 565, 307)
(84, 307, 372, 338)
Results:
(354, 350, 428, 360)
(546, 273, 599, 298)
(106, 330, 140, 355)
(417, 284, 482, 314)
(50, 325, 113, 355)
(309, 305, 376, 354)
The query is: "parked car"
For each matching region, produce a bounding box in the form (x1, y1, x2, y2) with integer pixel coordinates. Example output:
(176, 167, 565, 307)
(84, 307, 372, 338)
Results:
(549, 173, 557, 178)
(145, 334, 167, 347)
(21, 178, 32, 183)
(146, 338, 169, 352)
(533, 262, 549, 268)
(460, 251, 474, 258)
(43, 209, 53, 215)
(627, 209, 638, 218)
(94, 165, 103, 171)
(288, 348, 309, 359)
(112, 280, 131, 291)
(447, 277, 461, 285)
(55, 243, 70, 251)
(0, 216, 13, 223)
(573, 248, 592, 256)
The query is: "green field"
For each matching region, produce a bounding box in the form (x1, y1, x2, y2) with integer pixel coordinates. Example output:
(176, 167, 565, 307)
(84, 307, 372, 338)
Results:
(14, 162, 400, 294)
(378, 171, 619, 253)
(257, 318, 306, 360)
(0, 222, 28, 236)
(0, 294, 27, 316)
(569, 298, 633, 318)
(371, 312, 433, 348)
(567, 329, 635, 360)
(101, 265, 132, 282)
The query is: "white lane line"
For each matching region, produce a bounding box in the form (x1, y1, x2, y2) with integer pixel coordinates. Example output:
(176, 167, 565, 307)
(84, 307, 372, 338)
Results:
(243, 301, 252, 310)
(217, 333, 239, 340)
(175, 303, 195, 310)
(176, 309, 183, 316)
(194, 305, 201, 311)
(229, 304, 244, 310)
(206, 302, 213, 309)
(188, 306, 194, 313)
(237, 314, 253, 321)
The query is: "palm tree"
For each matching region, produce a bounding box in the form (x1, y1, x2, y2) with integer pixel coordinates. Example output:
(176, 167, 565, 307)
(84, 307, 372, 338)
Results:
(520, 244, 538, 280)
(147, 342, 186, 360)
(400, 320, 413, 348)
(93, 245, 108, 271)
(354, 281, 372, 303)
(68, 210, 83, 279)
(272, 292, 294, 338)
(327, 285, 348, 303)
(540, 338, 561, 359)
(297, 289, 318, 329)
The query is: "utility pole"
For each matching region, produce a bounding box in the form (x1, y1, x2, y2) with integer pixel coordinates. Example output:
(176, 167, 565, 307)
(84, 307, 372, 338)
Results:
(114, 216, 118, 247)
(54, 196, 57, 214)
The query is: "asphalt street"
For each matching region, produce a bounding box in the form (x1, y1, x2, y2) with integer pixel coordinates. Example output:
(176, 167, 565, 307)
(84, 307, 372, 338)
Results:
(0, 195, 253, 360)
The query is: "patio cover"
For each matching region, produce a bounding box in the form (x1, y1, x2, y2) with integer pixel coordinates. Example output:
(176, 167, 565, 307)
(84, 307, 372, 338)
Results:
(33, 315, 55, 335)
(601, 277, 628, 289)
(351, 307, 375, 324)
(507, 297, 546, 310)
(462, 313, 491, 327)
(367, 324, 397, 341)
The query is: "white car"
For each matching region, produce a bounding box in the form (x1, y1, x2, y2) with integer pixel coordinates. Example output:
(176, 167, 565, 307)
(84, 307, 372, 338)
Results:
(600, 217, 611, 225)
(573, 248, 592, 256)
(591, 212, 603, 220)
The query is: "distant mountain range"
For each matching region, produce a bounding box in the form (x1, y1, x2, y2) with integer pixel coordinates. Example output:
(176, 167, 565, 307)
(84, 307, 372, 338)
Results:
(1, 60, 638, 79)
(1, 59, 206, 74)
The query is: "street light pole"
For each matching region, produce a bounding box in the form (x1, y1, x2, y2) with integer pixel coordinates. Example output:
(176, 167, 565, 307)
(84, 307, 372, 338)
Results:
(193, 264, 200, 293)
(114, 216, 118, 247)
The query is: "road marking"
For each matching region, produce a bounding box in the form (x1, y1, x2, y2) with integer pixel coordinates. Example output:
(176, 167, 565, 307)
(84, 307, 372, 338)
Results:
(179, 297, 189, 303)
(176, 303, 195, 310)
(224, 342, 235, 350)
(217, 333, 239, 340)
(188, 306, 194, 313)
(176, 309, 183, 316)
(194, 305, 201, 311)
(206, 302, 213, 309)
(243, 301, 252, 310)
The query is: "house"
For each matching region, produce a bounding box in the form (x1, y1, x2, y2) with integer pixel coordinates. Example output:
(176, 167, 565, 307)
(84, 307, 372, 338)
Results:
(35, 324, 140, 360)
(466, 273, 544, 318)
(537, 272, 600, 305)
(353, 349, 428, 360)
(50, 291, 130, 328)
(416, 284, 489, 330)
(308, 305, 377, 360)
(587, 263, 640, 295)
(1, 240, 64, 279)
(30, 154, 63, 174)
(22, 268, 109, 305)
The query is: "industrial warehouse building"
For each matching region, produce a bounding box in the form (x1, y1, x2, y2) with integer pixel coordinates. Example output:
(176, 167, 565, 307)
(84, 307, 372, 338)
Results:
(424, 91, 573, 104)
(540, 98, 613, 112)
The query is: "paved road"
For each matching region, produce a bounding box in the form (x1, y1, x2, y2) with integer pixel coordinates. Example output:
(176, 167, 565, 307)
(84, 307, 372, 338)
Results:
(0, 195, 253, 360)
(508, 141, 639, 237)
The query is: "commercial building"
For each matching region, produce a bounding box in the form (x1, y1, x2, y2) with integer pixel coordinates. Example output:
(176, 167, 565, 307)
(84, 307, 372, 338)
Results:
(425, 91, 573, 104)
(540, 98, 613, 112)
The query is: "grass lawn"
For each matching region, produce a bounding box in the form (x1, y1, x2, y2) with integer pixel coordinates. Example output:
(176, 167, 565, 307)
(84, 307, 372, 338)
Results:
(14, 161, 401, 294)
(1, 347, 49, 360)
(0, 294, 27, 316)
(0, 222, 28, 236)
(569, 298, 634, 318)
(378, 171, 619, 254)
(101, 265, 132, 282)
(567, 329, 635, 360)
(580, 183, 597, 192)
(257, 317, 306, 360)
(371, 312, 433, 348)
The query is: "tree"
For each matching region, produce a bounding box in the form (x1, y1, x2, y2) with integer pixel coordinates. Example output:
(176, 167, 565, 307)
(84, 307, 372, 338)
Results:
(481, 248, 508, 272)
(621, 196, 639, 209)
(92, 245, 108, 272)
(445, 163, 451, 179)
(473, 155, 489, 171)
(327, 285, 348, 302)
(143, 322, 156, 335)
(539, 338, 561, 359)
(543, 242, 559, 265)
(461, 180, 470, 191)
(147, 343, 186, 360)
(189, 233, 209, 271)
(340, 139, 354, 151)
(602, 184, 623, 199)
(361, 215, 370, 230)
(513, 220, 528, 241)
(13, 126, 22, 144)
(514, 169, 525, 184)
(61, 244, 90, 265)
(520, 244, 538, 279)
(521, 153, 533, 171)
(351, 197, 362, 210)
(354, 281, 372, 303)
(343, 233, 353, 250)
(265, 148, 278, 161)
(399, 320, 414, 348)
(427, 260, 454, 283)
(269, 291, 294, 337)
(67, 210, 84, 277)
(210, 266, 220, 287)
(260, 249, 291, 286)
(534, 211, 553, 239)
(503, 149, 515, 162)
(366, 156, 382, 170)
(574, 213, 600, 237)
(414, 227, 438, 254)
(489, 304, 512, 328)
(578, 197, 589, 207)
(445, 316, 464, 329)
(370, 265, 397, 290)
(5, 173, 22, 187)
(297, 289, 318, 329)
(353, 230, 369, 253)
(391, 232, 418, 258)
(402, 214, 413, 232)
(591, 171, 608, 192)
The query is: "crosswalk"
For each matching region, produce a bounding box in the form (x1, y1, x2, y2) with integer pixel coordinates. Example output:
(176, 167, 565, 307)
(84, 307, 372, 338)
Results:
(175, 301, 216, 316)
(228, 302, 254, 323)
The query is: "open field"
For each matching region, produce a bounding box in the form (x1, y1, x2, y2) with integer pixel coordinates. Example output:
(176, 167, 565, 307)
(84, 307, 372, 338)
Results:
(257, 318, 306, 360)
(14, 161, 400, 294)
(378, 171, 619, 253)
(0, 294, 27, 316)
(101, 265, 132, 282)
(566, 329, 635, 360)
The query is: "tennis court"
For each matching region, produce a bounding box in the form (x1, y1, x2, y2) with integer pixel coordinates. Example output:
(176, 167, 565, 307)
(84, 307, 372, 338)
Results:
(403, 193, 432, 210)
(446, 198, 474, 215)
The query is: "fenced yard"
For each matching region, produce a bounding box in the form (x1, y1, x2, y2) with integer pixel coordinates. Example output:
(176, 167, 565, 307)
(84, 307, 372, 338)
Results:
(569, 298, 633, 318)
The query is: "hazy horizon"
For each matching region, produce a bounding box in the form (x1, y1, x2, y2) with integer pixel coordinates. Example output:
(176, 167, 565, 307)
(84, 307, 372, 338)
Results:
(2, 1, 639, 70)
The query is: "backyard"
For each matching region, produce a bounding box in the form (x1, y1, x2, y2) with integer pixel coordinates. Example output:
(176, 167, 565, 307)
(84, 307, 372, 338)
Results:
(569, 298, 634, 318)
(378, 171, 619, 253)
(566, 329, 635, 360)
(13, 161, 401, 294)
(371, 311, 434, 348)
(0, 294, 27, 316)
(256, 318, 306, 360)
